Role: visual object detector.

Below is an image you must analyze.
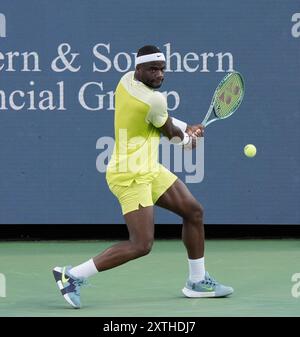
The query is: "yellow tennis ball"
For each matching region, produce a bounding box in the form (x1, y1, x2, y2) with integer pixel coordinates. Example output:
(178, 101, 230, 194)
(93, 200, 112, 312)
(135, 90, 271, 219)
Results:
(244, 144, 257, 157)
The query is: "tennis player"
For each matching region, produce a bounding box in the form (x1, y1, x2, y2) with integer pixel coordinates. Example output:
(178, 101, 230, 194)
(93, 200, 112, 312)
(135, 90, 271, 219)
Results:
(53, 45, 233, 308)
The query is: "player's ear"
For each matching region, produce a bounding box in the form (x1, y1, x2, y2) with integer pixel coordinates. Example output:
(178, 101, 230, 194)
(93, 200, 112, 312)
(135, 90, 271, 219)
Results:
(135, 65, 142, 74)
(135, 65, 144, 80)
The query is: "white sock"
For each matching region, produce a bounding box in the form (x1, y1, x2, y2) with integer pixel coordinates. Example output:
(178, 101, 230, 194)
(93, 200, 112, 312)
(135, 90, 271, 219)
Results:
(188, 257, 205, 282)
(69, 259, 98, 279)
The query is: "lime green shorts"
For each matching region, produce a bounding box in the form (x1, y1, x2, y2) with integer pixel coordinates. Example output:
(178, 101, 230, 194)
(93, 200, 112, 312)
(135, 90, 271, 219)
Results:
(108, 165, 178, 215)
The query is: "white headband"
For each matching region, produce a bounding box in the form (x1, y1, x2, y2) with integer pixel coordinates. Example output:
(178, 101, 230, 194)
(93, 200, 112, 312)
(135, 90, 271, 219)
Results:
(135, 53, 166, 67)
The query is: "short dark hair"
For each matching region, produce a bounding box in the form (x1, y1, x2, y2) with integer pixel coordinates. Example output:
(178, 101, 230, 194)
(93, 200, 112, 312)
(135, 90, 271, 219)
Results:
(137, 45, 161, 57)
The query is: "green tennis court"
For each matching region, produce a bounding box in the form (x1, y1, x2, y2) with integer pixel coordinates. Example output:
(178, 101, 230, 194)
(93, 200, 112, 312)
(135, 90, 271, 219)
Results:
(0, 239, 299, 317)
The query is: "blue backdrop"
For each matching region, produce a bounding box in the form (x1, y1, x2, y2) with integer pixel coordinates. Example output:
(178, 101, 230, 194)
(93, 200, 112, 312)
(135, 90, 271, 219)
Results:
(0, 0, 299, 224)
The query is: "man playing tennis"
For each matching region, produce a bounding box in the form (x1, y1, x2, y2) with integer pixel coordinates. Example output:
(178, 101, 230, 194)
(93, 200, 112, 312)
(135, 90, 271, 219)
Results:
(53, 45, 233, 308)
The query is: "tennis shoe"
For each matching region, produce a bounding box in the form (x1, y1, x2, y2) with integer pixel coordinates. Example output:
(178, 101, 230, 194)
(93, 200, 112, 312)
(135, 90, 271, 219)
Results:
(182, 271, 233, 298)
(52, 265, 87, 309)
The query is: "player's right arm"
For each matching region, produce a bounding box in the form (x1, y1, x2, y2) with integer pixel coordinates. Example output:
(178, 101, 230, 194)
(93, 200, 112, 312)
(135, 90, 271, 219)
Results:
(146, 91, 202, 148)
(159, 117, 199, 149)
(159, 116, 184, 141)
(146, 91, 186, 143)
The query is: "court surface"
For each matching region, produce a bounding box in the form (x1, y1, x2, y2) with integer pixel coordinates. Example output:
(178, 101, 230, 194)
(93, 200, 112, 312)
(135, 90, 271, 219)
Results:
(0, 239, 299, 317)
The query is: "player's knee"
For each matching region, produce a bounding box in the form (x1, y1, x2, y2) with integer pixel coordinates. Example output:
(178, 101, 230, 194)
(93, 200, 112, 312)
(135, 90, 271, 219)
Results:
(192, 202, 204, 223)
(134, 240, 153, 257)
(196, 202, 204, 219)
(184, 201, 204, 223)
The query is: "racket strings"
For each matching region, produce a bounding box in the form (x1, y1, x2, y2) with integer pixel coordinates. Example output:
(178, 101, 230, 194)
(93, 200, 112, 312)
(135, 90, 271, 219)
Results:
(214, 74, 243, 118)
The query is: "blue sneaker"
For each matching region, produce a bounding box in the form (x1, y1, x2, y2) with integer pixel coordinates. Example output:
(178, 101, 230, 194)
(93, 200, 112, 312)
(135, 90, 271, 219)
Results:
(182, 271, 234, 298)
(52, 266, 87, 309)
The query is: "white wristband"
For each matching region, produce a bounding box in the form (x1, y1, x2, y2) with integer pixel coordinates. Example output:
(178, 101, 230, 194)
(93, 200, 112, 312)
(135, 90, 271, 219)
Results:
(170, 132, 189, 145)
(177, 133, 193, 149)
(171, 117, 187, 133)
(170, 132, 193, 150)
(178, 133, 191, 145)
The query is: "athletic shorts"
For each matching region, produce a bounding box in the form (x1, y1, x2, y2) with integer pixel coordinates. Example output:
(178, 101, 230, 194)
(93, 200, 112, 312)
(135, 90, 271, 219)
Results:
(108, 164, 178, 215)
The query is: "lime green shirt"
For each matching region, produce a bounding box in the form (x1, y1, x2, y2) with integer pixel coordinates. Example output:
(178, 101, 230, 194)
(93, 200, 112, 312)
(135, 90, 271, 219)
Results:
(106, 71, 168, 187)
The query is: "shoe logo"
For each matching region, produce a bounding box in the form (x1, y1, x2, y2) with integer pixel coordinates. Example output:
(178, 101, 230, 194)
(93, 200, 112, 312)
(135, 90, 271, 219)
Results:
(201, 284, 214, 291)
(61, 267, 70, 284)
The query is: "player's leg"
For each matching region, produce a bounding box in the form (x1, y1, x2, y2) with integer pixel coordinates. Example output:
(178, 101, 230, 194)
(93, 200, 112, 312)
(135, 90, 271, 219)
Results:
(92, 205, 154, 271)
(53, 182, 155, 308)
(153, 169, 233, 298)
(92, 182, 155, 270)
(155, 178, 204, 259)
(52, 206, 154, 308)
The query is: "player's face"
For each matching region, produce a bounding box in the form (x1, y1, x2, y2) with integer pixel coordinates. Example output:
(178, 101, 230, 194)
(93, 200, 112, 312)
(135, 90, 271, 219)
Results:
(137, 61, 166, 89)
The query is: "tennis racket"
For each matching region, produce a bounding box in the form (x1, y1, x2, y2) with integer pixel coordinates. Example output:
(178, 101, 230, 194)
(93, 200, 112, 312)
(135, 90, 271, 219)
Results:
(201, 71, 245, 127)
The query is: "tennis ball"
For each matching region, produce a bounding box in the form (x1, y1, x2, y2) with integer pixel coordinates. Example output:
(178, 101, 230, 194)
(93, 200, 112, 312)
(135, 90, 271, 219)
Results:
(244, 144, 257, 158)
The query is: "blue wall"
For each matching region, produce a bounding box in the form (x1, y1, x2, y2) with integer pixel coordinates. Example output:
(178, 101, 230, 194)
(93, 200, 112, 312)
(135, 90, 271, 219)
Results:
(0, 0, 299, 224)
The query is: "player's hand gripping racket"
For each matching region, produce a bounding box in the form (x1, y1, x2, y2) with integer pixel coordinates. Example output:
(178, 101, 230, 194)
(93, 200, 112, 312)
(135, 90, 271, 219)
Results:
(201, 71, 245, 127)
